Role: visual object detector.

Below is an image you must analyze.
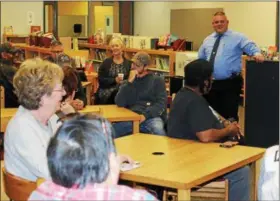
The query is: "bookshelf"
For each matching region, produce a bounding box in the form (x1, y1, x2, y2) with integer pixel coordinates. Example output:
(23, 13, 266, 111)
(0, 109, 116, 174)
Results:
(13, 44, 52, 59)
(3, 34, 29, 44)
(78, 43, 176, 76)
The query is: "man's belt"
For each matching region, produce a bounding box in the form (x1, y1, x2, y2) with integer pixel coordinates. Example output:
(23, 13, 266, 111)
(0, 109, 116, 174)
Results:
(213, 72, 241, 81)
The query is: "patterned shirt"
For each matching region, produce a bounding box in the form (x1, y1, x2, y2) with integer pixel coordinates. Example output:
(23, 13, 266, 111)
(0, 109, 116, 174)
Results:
(28, 180, 158, 201)
(198, 30, 261, 80)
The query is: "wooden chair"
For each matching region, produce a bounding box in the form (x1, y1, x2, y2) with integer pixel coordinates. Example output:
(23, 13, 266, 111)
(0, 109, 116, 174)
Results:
(1, 86, 5, 108)
(163, 179, 229, 201)
(2, 167, 37, 201)
(36, 177, 45, 187)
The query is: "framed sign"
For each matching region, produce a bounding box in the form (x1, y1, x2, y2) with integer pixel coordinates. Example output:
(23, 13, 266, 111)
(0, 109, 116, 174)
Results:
(30, 26, 41, 33)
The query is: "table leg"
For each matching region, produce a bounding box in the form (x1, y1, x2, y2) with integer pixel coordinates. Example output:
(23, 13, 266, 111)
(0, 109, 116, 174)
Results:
(250, 162, 257, 200)
(177, 189, 191, 200)
(132, 121, 140, 134)
(86, 84, 92, 105)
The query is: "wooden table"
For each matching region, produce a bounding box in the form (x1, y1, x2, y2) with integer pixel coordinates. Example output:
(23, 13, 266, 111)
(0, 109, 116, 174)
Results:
(80, 105, 140, 133)
(1, 105, 141, 134)
(115, 134, 265, 200)
(81, 81, 93, 105)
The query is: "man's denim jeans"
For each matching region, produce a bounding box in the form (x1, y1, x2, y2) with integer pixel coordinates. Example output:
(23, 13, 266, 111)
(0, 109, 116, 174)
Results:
(223, 166, 250, 201)
(113, 117, 166, 138)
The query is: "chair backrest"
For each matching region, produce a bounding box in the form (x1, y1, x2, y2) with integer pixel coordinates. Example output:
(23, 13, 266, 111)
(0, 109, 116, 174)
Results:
(0, 85, 5, 108)
(36, 177, 46, 187)
(2, 167, 37, 201)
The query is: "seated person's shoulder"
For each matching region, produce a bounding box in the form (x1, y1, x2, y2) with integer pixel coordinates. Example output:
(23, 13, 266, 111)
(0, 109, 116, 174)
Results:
(173, 88, 206, 106)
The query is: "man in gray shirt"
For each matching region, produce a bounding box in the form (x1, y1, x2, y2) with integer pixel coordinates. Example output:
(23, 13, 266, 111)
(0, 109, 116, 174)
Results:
(113, 52, 167, 137)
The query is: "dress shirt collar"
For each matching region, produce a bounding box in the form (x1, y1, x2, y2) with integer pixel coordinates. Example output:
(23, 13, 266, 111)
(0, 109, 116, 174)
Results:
(213, 29, 232, 37)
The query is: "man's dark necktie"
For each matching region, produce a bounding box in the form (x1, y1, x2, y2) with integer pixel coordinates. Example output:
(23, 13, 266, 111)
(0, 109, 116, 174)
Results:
(209, 34, 223, 65)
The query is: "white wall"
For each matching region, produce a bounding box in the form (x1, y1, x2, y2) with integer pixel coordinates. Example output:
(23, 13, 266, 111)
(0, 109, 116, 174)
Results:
(134, 2, 277, 47)
(1, 2, 43, 36)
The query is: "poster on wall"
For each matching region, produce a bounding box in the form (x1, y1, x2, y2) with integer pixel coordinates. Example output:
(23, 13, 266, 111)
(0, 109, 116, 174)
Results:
(27, 11, 35, 25)
(30, 26, 41, 33)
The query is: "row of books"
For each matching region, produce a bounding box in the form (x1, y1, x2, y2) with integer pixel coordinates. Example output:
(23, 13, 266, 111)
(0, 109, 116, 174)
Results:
(155, 57, 169, 71)
(93, 50, 107, 61)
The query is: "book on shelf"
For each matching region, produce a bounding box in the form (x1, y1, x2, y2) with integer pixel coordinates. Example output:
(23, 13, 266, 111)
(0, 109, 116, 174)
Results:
(155, 56, 169, 71)
(94, 49, 107, 61)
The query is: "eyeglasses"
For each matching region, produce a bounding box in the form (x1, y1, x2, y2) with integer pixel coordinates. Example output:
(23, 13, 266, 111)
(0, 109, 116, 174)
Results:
(53, 86, 65, 93)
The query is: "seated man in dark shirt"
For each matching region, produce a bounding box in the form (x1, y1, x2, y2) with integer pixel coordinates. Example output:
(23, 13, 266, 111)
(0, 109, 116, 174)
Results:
(167, 59, 249, 201)
(113, 52, 167, 137)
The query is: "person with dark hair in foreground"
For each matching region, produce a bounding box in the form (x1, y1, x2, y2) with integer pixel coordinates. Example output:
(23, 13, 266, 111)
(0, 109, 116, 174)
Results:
(28, 114, 157, 201)
(167, 59, 249, 201)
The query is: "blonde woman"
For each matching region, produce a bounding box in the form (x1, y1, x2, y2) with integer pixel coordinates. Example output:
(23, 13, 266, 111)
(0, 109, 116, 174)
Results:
(95, 37, 131, 104)
(4, 58, 73, 182)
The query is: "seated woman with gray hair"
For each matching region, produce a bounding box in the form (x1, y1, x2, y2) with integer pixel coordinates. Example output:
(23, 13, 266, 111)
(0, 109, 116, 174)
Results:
(29, 114, 157, 201)
(4, 58, 74, 182)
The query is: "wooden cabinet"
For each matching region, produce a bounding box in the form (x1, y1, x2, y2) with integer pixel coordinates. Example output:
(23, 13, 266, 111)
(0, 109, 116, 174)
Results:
(245, 60, 279, 148)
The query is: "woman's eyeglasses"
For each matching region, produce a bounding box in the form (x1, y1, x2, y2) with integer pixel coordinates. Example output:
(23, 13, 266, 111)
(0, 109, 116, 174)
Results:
(53, 86, 65, 93)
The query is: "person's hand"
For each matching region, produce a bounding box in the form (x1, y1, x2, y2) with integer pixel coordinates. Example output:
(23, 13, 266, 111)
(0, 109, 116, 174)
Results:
(115, 76, 123, 84)
(118, 154, 134, 166)
(128, 70, 138, 83)
(140, 114, 146, 123)
(60, 102, 76, 115)
(226, 122, 240, 136)
(253, 53, 265, 63)
(71, 99, 84, 110)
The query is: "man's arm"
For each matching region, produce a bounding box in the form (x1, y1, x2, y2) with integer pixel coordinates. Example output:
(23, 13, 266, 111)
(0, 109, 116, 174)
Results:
(115, 80, 137, 107)
(198, 40, 207, 60)
(196, 123, 238, 143)
(142, 77, 167, 120)
(187, 99, 239, 143)
(239, 34, 264, 62)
